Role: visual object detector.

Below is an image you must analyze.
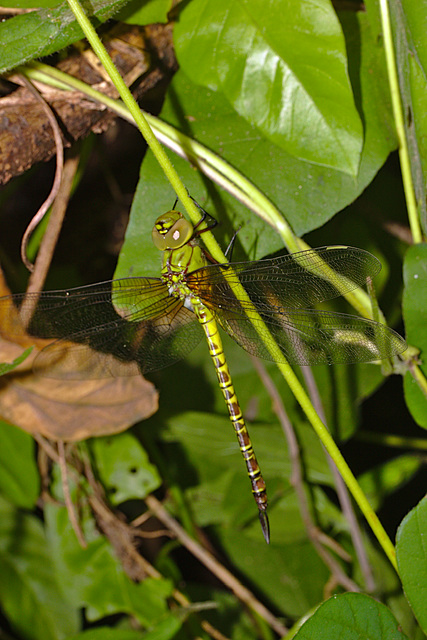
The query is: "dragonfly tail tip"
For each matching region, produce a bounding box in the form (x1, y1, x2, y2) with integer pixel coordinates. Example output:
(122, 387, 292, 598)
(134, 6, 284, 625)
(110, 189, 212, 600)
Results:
(259, 509, 270, 544)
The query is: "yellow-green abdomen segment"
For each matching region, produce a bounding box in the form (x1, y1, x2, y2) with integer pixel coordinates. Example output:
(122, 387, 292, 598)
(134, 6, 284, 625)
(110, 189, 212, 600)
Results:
(193, 299, 269, 542)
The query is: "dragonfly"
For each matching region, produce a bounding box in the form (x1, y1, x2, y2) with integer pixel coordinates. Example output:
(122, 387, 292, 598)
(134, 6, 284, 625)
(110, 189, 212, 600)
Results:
(0, 206, 407, 542)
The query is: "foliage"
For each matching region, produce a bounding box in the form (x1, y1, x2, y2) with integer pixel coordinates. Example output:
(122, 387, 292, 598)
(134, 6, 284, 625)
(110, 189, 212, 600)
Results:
(0, 0, 426, 639)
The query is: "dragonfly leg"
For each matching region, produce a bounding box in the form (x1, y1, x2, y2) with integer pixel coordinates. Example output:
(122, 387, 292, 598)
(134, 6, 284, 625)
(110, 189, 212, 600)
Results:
(189, 198, 219, 237)
(194, 302, 270, 543)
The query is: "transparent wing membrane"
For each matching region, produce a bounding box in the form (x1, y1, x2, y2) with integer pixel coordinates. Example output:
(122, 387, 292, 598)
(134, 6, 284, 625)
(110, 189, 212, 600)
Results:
(0, 246, 406, 379)
(214, 307, 406, 365)
(0, 278, 202, 378)
(188, 246, 382, 310)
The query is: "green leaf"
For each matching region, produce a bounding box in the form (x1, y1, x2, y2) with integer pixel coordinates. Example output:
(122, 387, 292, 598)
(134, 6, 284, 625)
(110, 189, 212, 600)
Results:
(44, 501, 173, 625)
(90, 432, 161, 505)
(358, 455, 423, 512)
(70, 616, 186, 640)
(141, 613, 185, 640)
(0, 346, 33, 376)
(0, 496, 80, 640)
(396, 494, 427, 633)
(116, 10, 396, 277)
(0, 0, 129, 74)
(158, 404, 332, 540)
(0, 421, 40, 508)
(221, 532, 329, 619)
(69, 630, 145, 640)
(163, 410, 332, 487)
(0, 0, 60, 6)
(402, 244, 427, 428)
(294, 592, 409, 639)
(117, 0, 171, 24)
(174, 0, 363, 175)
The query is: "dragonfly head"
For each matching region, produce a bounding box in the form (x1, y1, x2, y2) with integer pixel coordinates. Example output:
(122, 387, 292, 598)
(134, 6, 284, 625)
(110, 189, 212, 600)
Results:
(152, 210, 194, 251)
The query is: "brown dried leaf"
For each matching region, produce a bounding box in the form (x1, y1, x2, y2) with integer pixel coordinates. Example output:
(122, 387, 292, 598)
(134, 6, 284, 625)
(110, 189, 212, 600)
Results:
(0, 339, 158, 441)
(0, 280, 158, 441)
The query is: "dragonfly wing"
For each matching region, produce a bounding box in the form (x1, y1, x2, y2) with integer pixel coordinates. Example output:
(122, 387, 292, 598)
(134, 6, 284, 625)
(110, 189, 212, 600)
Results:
(214, 307, 407, 365)
(1, 278, 202, 379)
(188, 246, 382, 310)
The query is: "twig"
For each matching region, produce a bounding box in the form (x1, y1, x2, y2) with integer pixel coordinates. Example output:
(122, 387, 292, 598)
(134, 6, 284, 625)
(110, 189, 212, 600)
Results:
(252, 358, 360, 593)
(19, 151, 80, 330)
(17, 75, 64, 273)
(302, 367, 375, 592)
(145, 494, 288, 637)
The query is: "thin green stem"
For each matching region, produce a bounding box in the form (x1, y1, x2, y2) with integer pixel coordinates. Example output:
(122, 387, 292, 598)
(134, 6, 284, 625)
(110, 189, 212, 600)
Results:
(378, 0, 423, 243)
(46, 8, 398, 569)
(357, 431, 427, 451)
(409, 362, 427, 399)
(65, 0, 201, 228)
(276, 360, 398, 571)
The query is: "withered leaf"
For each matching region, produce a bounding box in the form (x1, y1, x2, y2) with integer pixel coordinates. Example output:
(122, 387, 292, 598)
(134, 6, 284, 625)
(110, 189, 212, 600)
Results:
(0, 297, 158, 441)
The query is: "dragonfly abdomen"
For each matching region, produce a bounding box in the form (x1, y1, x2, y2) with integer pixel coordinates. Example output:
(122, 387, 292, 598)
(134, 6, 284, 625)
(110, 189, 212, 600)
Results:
(191, 296, 270, 542)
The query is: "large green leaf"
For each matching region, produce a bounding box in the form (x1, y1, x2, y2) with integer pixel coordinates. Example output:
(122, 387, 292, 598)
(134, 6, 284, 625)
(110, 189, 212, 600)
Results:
(69, 630, 146, 640)
(0, 421, 40, 508)
(0, 496, 80, 640)
(402, 244, 427, 427)
(116, 11, 396, 278)
(396, 494, 427, 633)
(220, 532, 329, 619)
(117, 0, 171, 24)
(157, 404, 333, 542)
(293, 592, 409, 639)
(174, 0, 363, 175)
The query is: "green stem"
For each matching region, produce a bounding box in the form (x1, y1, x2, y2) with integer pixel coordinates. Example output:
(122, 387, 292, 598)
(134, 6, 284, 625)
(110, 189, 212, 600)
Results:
(66, 0, 201, 228)
(52, 6, 398, 569)
(276, 360, 398, 571)
(378, 0, 423, 243)
(410, 362, 427, 399)
(357, 431, 427, 451)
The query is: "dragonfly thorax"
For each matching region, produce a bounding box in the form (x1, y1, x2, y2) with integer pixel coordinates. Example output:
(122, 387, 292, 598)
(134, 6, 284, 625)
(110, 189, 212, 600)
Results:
(154, 213, 208, 315)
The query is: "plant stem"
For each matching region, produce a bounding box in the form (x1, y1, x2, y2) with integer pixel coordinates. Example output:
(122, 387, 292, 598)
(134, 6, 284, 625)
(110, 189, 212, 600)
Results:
(66, 0, 202, 228)
(357, 431, 427, 451)
(276, 360, 398, 572)
(378, 0, 423, 243)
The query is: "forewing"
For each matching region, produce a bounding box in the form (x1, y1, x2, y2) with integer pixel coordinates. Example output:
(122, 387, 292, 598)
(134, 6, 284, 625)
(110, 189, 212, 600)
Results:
(0, 278, 202, 378)
(188, 246, 381, 311)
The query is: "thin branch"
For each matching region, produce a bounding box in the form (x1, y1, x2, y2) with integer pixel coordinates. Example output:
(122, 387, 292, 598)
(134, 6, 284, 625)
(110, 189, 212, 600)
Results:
(302, 367, 375, 592)
(252, 358, 360, 593)
(17, 74, 64, 272)
(144, 494, 288, 637)
(20, 151, 80, 329)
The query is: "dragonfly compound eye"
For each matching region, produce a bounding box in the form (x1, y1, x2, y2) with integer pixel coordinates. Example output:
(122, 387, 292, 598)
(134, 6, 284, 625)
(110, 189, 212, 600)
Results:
(152, 210, 193, 250)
